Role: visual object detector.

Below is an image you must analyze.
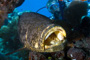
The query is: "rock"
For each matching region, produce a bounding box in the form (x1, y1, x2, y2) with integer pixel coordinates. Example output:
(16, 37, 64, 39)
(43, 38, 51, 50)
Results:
(51, 51, 64, 60)
(67, 48, 85, 60)
(29, 52, 46, 60)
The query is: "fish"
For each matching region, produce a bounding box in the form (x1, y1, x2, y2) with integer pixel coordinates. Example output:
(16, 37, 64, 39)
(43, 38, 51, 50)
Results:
(18, 12, 66, 52)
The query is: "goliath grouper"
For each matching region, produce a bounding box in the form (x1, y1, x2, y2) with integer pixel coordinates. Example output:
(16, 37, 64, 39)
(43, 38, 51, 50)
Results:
(18, 12, 66, 52)
(5, 12, 66, 55)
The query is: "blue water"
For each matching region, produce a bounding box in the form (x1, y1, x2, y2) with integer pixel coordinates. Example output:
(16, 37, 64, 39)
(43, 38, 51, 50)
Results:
(16, 0, 52, 17)
(16, 0, 90, 17)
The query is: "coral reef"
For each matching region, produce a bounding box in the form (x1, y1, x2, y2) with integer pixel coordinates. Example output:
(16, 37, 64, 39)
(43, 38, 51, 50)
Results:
(29, 52, 46, 60)
(0, 0, 25, 28)
(67, 48, 85, 60)
(0, 0, 90, 60)
(0, 9, 30, 60)
(64, 1, 88, 28)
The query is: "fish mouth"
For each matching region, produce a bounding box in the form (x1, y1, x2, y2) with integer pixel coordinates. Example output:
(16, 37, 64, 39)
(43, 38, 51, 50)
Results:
(43, 26, 66, 52)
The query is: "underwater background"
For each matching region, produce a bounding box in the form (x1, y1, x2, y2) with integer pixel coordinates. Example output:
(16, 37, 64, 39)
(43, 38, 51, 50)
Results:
(0, 0, 90, 60)
(16, 0, 51, 17)
(0, 0, 52, 60)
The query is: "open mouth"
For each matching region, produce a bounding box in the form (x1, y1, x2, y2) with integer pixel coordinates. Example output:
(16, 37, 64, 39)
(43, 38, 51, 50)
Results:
(43, 26, 66, 52)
